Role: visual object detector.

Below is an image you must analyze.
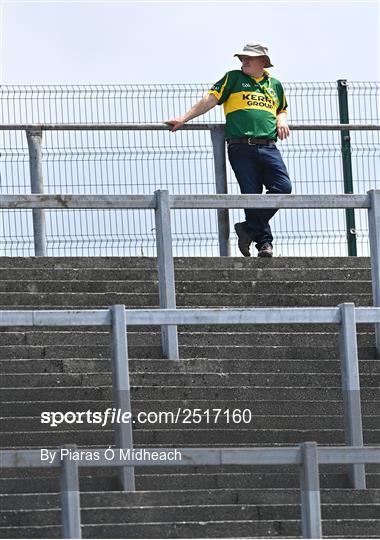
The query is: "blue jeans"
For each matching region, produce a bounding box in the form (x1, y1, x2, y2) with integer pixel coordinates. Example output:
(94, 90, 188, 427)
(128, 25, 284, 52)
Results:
(227, 143, 292, 247)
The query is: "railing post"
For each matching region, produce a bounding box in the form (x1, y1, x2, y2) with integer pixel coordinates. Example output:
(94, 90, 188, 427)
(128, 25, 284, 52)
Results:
(300, 442, 322, 539)
(25, 129, 46, 256)
(338, 302, 366, 489)
(337, 79, 357, 256)
(154, 189, 179, 360)
(110, 304, 135, 490)
(368, 189, 380, 357)
(210, 125, 231, 257)
(60, 444, 81, 539)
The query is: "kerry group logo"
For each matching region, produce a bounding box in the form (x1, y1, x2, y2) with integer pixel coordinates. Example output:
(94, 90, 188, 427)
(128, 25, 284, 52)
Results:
(241, 92, 275, 110)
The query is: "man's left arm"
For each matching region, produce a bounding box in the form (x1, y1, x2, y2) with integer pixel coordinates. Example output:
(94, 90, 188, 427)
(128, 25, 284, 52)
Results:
(276, 80, 290, 140)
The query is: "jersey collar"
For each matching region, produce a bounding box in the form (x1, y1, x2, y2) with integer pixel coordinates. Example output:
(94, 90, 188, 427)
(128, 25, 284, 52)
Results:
(252, 69, 269, 83)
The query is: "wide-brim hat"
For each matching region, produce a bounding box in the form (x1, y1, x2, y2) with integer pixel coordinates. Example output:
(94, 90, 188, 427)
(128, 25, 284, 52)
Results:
(234, 43, 273, 68)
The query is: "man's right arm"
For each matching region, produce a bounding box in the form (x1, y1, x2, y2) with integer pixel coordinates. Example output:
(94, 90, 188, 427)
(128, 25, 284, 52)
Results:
(164, 94, 218, 132)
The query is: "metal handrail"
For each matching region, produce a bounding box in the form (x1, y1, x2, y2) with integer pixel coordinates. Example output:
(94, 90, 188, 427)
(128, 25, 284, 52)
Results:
(0, 303, 378, 493)
(1, 190, 379, 358)
(1, 122, 379, 258)
(0, 122, 379, 130)
(0, 193, 371, 209)
(2, 443, 380, 539)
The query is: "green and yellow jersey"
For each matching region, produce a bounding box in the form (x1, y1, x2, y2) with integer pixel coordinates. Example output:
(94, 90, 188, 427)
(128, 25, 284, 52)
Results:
(208, 69, 288, 140)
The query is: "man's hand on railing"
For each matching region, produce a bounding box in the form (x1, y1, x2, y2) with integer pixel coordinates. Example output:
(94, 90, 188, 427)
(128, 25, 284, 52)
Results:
(165, 94, 218, 132)
(164, 117, 186, 132)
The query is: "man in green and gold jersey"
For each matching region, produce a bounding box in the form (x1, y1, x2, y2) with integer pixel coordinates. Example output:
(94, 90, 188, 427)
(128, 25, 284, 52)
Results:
(165, 43, 292, 258)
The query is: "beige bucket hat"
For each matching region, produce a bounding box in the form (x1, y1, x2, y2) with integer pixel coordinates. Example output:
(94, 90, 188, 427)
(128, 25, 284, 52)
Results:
(234, 43, 273, 68)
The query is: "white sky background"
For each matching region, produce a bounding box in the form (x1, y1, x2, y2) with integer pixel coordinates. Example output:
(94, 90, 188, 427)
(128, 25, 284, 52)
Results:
(0, 0, 379, 85)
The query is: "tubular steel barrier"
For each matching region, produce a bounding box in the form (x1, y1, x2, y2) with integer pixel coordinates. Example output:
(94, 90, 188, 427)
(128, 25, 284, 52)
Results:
(0, 190, 379, 355)
(1, 304, 380, 491)
(0, 122, 379, 257)
(1, 443, 380, 539)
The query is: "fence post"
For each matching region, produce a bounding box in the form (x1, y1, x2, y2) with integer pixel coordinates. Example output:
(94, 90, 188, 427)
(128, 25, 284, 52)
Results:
(154, 189, 179, 360)
(210, 126, 231, 257)
(300, 442, 322, 539)
(337, 80, 357, 256)
(60, 444, 81, 539)
(25, 129, 46, 256)
(110, 304, 135, 491)
(367, 189, 380, 357)
(338, 302, 366, 489)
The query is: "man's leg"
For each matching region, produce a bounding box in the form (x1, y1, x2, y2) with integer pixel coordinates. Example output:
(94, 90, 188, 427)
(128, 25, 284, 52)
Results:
(252, 145, 292, 250)
(227, 144, 266, 254)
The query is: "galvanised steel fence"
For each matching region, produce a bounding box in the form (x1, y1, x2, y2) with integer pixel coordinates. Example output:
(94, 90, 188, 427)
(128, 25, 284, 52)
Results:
(0, 82, 379, 256)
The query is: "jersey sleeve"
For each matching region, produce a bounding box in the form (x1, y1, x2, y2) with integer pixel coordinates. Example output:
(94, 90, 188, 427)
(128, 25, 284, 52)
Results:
(276, 81, 288, 114)
(208, 73, 232, 105)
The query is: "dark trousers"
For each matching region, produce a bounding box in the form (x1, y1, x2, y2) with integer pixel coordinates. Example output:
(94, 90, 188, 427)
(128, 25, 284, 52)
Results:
(227, 143, 292, 247)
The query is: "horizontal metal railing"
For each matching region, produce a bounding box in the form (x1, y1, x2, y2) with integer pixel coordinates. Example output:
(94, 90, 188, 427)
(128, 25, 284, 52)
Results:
(0, 122, 379, 130)
(1, 122, 380, 257)
(0, 193, 372, 208)
(1, 303, 379, 494)
(2, 443, 380, 539)
(1, 191, 380, 357)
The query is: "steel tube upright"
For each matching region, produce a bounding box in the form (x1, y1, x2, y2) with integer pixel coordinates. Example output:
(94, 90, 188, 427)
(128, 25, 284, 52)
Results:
(337, 79, 357, 256)
(300, 442, 322, 539)
(154, 189, 179, 360)
(110, 304, 135, 491)
(368, 189, 380, 357)
(210, 126, 231, 256)
(25, 130, 47, 256)
(338, 303, 366, 488)
(60, 444, 82, 539)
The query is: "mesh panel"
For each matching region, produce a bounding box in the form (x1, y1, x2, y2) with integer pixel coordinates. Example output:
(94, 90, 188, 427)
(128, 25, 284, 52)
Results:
(0, 82, 378, 256)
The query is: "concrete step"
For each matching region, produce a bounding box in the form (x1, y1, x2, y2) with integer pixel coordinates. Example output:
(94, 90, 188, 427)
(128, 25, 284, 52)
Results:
(3, 503, 380, 527)
(7, 464, 380, 479)
(2, 488, 380, 510)
(0, 331, 374, 348)
(3, 399, 379, 417)
(1, 519, 379, 539)
(1, 323, 375, 333)
(0, 464, 380, 480)
(1, 431, 379, 450)
(2, 372, 379, 388)
(0, 345, 376, 360)
(2, 429, 380, 448)
(0, 256, 371, 269)
(1, 358, 379, 374)
(2, 415, 379, 432)
(2, 385, 379, 401)
(0, 268, 372, 283)
(0, 292, 373, 307)
(79, 519, 380, 538)
(3, 472, 378, 494)
(0, 280, 371, 294)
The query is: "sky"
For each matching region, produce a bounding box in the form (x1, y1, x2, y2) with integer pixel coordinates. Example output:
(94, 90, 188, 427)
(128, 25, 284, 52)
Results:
(0, 0, 379, 85)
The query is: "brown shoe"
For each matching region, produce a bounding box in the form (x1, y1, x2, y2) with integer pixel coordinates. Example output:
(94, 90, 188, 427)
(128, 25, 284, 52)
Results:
(257, 243, 273, 257)
(234, 222, 252, 257)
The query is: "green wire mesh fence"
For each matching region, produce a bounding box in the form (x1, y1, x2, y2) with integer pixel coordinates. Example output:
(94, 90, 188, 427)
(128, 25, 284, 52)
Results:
(0, 82, 379, 256)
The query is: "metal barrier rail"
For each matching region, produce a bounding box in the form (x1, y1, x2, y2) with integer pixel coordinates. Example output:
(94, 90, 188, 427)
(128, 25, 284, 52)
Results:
(1, 304, 379, 493)
(1, 122, 380, 130)
(2, 443, 380, 539)
(1, 122, 380, 257)
(1, 190, 379, 356)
